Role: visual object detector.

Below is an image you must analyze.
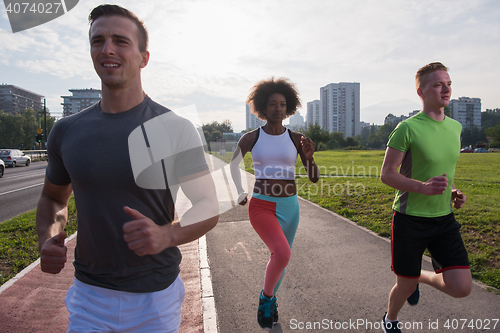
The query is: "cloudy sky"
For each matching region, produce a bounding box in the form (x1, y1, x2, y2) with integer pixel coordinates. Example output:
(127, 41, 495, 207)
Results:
(1, 0, 499, 131)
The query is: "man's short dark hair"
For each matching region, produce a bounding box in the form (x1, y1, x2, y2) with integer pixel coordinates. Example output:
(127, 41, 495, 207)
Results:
(416, 62, 448, 89)
(247, 77, 301, 121)
(88, 4, 149, 52)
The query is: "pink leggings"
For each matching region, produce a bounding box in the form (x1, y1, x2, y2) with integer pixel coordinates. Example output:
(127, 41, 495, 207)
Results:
(249, 193, 300, 296)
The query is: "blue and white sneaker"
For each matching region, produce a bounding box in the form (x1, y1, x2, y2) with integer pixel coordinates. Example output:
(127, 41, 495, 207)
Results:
(271, 295, 278, 323)
(257, 290, 276, 329)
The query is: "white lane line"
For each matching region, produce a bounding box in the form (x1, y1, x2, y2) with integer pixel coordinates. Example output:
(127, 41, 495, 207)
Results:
(199, 235, 218, 333)
(0, 183, 44, 196)
(2, 171, 46, 180)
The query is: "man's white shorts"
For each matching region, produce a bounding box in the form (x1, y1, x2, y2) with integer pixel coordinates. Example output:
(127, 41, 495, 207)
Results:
(65, 276, 185, 333)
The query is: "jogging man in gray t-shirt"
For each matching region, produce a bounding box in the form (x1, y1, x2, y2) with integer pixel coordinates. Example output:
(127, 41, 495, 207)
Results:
(36, 5, 218, 332)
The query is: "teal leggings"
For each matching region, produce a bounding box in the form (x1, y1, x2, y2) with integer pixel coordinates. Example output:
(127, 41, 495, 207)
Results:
(249, 193, 300, 296)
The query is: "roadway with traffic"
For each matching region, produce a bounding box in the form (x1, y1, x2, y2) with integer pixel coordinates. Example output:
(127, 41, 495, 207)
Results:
(0, 161, 47, 223)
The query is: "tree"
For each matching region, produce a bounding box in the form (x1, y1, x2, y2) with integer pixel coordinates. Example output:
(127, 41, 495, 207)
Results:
(201, 120, 233, 151)
(375, 122, 397, 147)
(361, 126, 370, 140)
(345, 136, 359, 147)
(367, 133, 383, 149)
(326, 132, 346, 149)
(202, 120, 233, 136)
(486, 124, 500, 148)
(303, 124, 331, 147)
(482, 109, 500, 129)
(0, 108, 56, 149)
(211, 130, 222, 142)
(461, 125, 484, 148)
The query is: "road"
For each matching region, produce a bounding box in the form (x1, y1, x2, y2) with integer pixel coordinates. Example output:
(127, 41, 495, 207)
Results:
(0, 161, 47, 223)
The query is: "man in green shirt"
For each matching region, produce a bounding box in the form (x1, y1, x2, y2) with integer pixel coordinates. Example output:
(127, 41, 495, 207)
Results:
(380, 62, 471, 333)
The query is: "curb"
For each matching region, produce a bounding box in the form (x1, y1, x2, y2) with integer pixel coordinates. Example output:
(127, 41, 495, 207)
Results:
(0, 232, 77, 296)
(199, 235, 218, 333)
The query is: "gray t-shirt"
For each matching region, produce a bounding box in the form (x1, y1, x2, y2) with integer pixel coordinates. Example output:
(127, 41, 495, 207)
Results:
(46, 96, 207, 292)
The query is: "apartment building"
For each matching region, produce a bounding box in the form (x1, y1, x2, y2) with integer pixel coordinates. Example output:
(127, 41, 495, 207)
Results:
(61, 88, 101, 116)
(0, 84, 44, 114)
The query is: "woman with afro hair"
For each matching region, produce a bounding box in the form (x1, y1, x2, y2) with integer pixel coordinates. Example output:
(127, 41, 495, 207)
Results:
(230, 77, 319, 329)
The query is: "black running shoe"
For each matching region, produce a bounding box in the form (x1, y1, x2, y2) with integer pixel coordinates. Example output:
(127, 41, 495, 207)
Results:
(382, 313, 402, 333)
(407, 284, 419, 306)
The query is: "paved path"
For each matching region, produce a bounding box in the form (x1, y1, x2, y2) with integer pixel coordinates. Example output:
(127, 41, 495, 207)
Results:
(207, 198, 500, 333)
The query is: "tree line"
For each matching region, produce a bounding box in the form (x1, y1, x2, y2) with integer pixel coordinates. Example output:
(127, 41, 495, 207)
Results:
(0, 109, 56, 149)
(461, 109, 500, 148)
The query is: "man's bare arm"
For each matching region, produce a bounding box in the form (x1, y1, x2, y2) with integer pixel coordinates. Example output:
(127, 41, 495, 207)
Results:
(123, 169, 219, 256)
(36, 177, 73, 273)
(380, 147, 448, 196)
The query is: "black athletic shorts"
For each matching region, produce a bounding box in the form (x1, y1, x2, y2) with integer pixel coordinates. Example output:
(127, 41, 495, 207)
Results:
(391, 211, 470, 278)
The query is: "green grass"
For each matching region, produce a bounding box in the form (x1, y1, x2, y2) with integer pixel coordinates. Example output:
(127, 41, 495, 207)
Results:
(211, 150, 500, 290)
(0, 196, 77, 285)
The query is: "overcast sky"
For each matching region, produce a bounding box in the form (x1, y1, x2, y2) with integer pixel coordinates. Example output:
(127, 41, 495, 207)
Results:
(1, 0, 499, 131)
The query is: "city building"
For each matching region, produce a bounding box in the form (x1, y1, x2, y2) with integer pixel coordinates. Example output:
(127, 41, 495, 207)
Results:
(287, 112, 305, 130)
(319, 82, 360, 138)
(449, 97, 481, 130)
(245, 103, 266, 130)
(61, 88, 101, 116)
(306, 100, 320, 127)
(360, 121, 371, 130)
(0, 84, 44, 115)
(384, 110, 420, 125)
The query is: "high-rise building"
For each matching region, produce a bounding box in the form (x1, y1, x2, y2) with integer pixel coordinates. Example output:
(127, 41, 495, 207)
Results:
(306, 100, 320, 127)
(61, 88, 101, 116)
(449, 97, 481, 130)
(320, 82, 360, 138)
(245, 103, 266, 130)
(0, 84, 44, 115)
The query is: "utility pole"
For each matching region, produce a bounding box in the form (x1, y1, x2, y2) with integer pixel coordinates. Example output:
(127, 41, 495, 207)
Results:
(44, 99, 47, 148)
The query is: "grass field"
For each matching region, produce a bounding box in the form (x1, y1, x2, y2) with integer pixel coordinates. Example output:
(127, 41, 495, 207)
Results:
(0, 197, 78, 286)
(1, 151, 499, 291)
(213, 150, 500, 290)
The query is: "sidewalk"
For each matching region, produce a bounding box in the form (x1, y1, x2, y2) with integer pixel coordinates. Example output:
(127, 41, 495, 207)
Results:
(0, 234, 204, 333)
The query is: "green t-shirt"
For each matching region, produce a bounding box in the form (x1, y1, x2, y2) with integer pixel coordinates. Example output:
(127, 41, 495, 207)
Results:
(386, 111, 462, 217)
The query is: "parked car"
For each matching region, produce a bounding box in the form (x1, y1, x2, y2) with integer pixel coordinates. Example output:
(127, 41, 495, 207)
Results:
(460, 147, 473, 153)
(0, 159, 4, 178)
(473, 148, 489, 153)
(0, 149, 31, 167)
(488, 148, 500, 153)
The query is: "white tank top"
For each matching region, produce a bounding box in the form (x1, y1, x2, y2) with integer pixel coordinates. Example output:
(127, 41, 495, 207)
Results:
(251, 127, 298, 180)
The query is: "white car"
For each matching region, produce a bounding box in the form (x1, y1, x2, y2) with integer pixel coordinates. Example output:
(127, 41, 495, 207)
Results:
(0, 159, 4, 178)
(0, 149, 31, 167)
